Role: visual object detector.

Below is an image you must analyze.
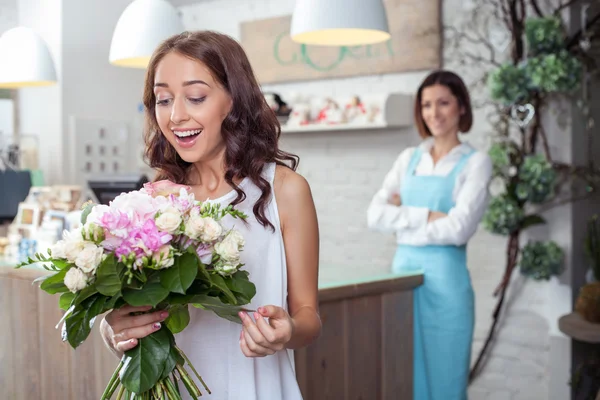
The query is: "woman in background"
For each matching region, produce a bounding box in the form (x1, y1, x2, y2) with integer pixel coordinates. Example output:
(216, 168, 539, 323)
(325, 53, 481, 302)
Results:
(367, 70, 492, 400)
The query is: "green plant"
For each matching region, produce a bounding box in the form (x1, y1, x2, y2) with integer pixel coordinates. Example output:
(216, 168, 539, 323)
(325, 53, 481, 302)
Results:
(516, 154, 557, 203)
(488, 63, 531, 105)
(482, 195, 524, 235)
(525, 50, 582, 93)
(525, 16, 564, 55)
(585, 215, 600, 281)
(519, 241, 564, 280)
(445, 1, 600, 381)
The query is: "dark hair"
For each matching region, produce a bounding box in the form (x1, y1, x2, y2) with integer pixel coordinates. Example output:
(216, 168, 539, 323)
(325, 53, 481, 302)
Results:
(413, 70, 473, 138)
(143, 31, 299, 230)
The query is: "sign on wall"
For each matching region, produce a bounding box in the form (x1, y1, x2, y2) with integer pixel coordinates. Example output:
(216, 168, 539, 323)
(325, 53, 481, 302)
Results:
(240, 0, 441, 84)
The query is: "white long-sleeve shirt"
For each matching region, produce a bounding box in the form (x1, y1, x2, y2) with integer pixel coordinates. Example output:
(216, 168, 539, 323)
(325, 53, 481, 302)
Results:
(367, 138, 493, 246)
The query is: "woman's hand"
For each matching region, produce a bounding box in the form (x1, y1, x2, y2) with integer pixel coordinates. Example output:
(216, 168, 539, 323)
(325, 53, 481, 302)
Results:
(428, 211, 447, 223)
(239, 306, 294, 357)
(388, 193, 401, 206)
(102, 305, 169, 354)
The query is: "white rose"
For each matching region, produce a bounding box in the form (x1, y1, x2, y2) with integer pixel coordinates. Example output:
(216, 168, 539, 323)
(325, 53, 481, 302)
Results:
(508, 166, 518, 177)
(184, 214, 205, 240)
(215, 234, 241, 262)
(489, 176, 507, 197)
(155, 207, 182, 234)
(64, 267, 89, 293)
(215, 264, 237, 277)
(200, 218, 223, 242)
(63, 228, 87, 263)
(227, 230, 245, 248)
(50, 240, 67, 259)
(75, 243, 104, 274)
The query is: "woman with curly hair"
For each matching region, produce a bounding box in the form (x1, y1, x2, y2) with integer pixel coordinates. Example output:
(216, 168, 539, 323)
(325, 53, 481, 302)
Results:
(100, 31, 321, 399)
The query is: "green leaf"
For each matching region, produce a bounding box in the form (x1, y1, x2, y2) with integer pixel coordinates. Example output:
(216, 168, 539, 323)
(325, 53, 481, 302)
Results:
(74, 283, 99, 306)
(103, 293, 123, 313)
(80, 202, 94, 225)
(59, 292, 75, 311)
(123, 282, 169, 307)
(225, 271, 256, 305)
(159, 253, 198, 294)
(209, 273, 237, 304)
(40, 268, 70, 294)
(190, 294, 251, 324)
(65, 295, 106, 348)
(521, 214, 546, 230)
(120, 328, 173, 393)
(160, 344, 184, 380)
(164, 305, 190, 334)
(95, 255, 124, 296)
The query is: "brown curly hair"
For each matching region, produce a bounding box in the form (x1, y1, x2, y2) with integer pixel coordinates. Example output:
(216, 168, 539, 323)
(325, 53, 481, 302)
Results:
(143, 31, 299, 230)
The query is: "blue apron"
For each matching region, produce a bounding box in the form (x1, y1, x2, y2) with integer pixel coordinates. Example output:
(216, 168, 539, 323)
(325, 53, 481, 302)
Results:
(392, 148, 475, 400)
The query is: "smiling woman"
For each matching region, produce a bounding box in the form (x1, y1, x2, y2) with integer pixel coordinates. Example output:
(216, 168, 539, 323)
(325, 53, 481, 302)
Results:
(100, 31, 321, 400)
(367, 70, 492, 400)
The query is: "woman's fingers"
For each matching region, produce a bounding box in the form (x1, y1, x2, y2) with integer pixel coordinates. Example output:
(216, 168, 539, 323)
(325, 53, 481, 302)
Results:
(109, 309, 168, 334)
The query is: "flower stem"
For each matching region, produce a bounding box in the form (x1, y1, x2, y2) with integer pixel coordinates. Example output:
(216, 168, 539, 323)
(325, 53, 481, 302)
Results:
(175, 364, 201, 397)
(115, 385, 125, 400)
(175, 346, 211, 394)
(101, 360, 124, 399)
(164, 377, 187, 400)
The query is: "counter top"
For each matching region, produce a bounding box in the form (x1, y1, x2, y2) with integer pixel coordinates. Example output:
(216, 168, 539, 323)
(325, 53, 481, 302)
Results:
(0, 258, 424, 301)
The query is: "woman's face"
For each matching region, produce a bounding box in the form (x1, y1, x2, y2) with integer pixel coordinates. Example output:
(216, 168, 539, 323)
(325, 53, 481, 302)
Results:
(154, 52, 232, 164)
(420, 84, 464, 138)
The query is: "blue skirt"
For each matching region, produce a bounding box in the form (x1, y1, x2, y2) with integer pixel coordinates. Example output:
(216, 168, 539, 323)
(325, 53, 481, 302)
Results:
(393, 244, 474, 400)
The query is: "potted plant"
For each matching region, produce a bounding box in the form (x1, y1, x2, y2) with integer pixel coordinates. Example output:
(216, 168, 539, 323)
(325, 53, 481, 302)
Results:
(575, 215, 600, 323)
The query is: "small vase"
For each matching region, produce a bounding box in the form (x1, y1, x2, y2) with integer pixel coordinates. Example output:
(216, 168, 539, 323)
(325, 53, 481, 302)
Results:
(575, 281, 600, 324)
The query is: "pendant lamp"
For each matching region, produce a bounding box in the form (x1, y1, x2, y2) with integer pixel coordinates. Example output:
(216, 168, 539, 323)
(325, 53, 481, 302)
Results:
(0, 27, 57, 88)
(109, 0, 185, 68)
(290, 0, 390, 46)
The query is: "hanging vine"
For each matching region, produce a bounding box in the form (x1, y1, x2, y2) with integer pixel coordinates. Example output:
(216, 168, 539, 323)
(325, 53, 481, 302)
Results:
(445, 0, 600, 382)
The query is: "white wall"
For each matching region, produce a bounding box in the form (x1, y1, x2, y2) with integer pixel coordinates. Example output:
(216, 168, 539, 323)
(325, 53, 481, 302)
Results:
(15, 0, 145, 184)
(179, 1, 572, 399)
(16, 0, 62, 183)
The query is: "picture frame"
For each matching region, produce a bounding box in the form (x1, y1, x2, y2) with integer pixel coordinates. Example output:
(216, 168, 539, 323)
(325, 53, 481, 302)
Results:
(25, 186, 52, 205)
(41, 210, 68, 236)
(15, 202, 41, 228)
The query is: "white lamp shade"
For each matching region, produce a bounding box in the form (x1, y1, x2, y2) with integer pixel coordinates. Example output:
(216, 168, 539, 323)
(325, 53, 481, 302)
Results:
(0, 27, 57, 88)
(109, 0, 185, 68)
(291, 0, 390, 46)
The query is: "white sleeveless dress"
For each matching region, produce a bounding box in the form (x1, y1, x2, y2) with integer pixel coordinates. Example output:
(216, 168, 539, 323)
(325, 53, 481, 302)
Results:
(175, 163, 303, 400)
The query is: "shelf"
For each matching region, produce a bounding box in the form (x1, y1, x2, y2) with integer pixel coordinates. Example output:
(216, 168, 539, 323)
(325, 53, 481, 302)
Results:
(558, 312, 600, 343)
(280, 92, 413, 134)
(281, 122, 405, 134)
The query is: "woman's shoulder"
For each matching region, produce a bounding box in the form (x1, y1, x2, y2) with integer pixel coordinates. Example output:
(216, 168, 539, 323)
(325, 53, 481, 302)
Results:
(273, 164, 311, 200)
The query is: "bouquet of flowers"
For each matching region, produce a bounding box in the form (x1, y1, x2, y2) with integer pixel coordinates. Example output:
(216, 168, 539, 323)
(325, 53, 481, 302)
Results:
(17, 180, 256, 399)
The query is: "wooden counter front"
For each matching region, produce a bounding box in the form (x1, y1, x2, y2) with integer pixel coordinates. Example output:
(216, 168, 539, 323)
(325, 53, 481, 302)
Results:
(0, 265, 422, 400)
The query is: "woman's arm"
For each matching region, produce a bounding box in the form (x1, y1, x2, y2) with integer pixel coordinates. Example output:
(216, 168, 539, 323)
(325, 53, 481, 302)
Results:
(275, 166, 321, 349)
(237, 165, 321, 357)
(408, 152, 493, 246)
(367, 148, 429, 233)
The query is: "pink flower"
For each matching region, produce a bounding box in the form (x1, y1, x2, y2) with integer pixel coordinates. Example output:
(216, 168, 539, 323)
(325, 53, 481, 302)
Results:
(196, 244, 213, 265)
(143, 180, 191, 198)
(130, 219, 172, 254)
(99, 210, 132, 239)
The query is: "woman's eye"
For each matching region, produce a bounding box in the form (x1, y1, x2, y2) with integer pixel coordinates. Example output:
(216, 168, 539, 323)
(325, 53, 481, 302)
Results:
(189, 97, 206, 104)
(156, 98, 171, 106)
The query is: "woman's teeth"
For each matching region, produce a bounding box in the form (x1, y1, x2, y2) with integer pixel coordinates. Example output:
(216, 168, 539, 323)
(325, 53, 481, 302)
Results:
(173, 129, 202, 137)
